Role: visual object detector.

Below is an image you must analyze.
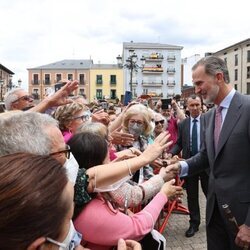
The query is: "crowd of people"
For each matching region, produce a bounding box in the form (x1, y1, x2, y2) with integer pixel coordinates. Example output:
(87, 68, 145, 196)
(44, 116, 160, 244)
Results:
(0, 56, 249, 250)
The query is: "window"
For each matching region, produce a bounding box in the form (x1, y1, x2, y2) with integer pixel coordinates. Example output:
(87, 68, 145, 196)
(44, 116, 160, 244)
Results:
(44, 74, 50, 85)
(110, 89, 116, 99)
(247, 83, 250, 95)
(247, 67, 250, 79)
(68, 74, 73, 80)
(79, 74, 85, 85)
(235, 54, 238, 66)
(33, 74, 39, 85)
(234, 69, 238, 81)
(224, 58, 227, 65)
(32, 89, 39, 100)
(110, 75, 116, 84)
(96, 75, 103, 84)
(234, 84, 238, 91)
(96, 89, 102, 99)
(56, 74, 62, 82)
(79, 89, 84, 95)
(247, 50, 250, 63)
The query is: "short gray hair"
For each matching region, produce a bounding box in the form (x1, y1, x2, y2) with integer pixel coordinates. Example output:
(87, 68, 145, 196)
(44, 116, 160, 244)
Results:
(4, 88, 25, 111)
(0, 112, 58, 156)
(192, 56, 230, 83)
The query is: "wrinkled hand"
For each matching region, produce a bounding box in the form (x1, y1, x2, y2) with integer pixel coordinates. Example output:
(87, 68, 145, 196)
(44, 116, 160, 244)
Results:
(92, 109, 110, 126)
(142, 131, 172, 163)
(110, 126, 134, 146)
(117, 239, 142, 250)
(159, 166, 178, 182)
(47, 80, 78, 107)
(160, 179, 183, 199)
(165, 162, 181, 177)
(235, 224, 250, 249)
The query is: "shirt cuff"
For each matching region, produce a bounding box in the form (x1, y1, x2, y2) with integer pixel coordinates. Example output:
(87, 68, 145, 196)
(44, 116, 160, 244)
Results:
(179, 161, 188, 177)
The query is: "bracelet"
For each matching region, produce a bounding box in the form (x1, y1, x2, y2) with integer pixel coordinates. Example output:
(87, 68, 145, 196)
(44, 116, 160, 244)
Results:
(128, 148, 134, 154)
(125, 160, 133, 176)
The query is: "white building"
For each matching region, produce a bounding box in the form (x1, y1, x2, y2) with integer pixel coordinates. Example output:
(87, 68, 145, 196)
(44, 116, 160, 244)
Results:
(120, 41, 183, 98)
(182, 54, 201, 86)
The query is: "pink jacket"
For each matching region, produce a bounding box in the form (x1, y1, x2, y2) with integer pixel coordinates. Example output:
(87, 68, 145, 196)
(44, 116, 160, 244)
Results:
(74, 192, 167, 250)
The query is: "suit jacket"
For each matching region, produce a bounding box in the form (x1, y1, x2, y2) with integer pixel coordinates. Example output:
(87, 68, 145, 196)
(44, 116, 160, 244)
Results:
(169, 114, 205, 159)
(186, 92, 250, 227)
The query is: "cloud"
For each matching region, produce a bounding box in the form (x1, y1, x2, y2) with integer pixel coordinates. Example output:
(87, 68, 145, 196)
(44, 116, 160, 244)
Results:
(0, 0, 249, 90)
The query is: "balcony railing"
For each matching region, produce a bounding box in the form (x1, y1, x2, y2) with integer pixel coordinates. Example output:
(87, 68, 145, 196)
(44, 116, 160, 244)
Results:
(43, 80, 51, 85)
(167, 80, 176, 87)
(96, 80, 103, 84)
(167, 68, 176, 74)
(167, 56, 176, 62)
(144, 53, 164, 61)
(142, 66, 164, 73)
(31, 80, 40, 85)
(142, 80, 163, 87)
(110, 81, 117, 85)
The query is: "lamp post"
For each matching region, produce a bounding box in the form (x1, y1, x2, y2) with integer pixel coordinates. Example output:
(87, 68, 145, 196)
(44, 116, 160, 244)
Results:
(117, 49, 145, 93)
(0, 79, 4, 102)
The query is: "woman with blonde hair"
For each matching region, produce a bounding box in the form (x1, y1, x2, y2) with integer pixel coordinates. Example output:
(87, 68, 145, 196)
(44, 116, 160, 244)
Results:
(52, 101, 90, 142)
(116, 104, 154, 183)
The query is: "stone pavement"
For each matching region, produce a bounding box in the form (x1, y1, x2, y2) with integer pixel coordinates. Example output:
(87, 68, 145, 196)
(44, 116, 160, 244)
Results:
(162, 187, 207, 250)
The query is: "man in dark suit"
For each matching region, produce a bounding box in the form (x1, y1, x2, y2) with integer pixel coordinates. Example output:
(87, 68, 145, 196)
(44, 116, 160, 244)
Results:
(169, 94, 209, 237)
(166, 56, 250, 250)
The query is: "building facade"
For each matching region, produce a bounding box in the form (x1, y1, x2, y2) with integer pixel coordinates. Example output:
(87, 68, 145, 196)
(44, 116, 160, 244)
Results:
(27, 60, 93, 100)
(0, 64, 14, 101)
(120, 42, 183, 98)
(212, 38, 250, 94)
(90, 64, 123, 102)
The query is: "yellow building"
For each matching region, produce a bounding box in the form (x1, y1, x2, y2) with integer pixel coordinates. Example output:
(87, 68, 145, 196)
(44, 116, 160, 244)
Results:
(90, 64, 123, 102)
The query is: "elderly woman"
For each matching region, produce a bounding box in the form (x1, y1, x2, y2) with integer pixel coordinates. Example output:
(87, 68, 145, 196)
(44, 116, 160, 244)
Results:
(154, 112, 167, 138)
(116, 104, 154, 183)
(52, 101, 90, 142)
(0, 153, 85, 249)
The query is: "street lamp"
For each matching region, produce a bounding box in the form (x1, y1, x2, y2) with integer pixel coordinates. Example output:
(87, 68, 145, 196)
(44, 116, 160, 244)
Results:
(117, 49, 146, 93)
(18, 79, 22, 87)
(0, 79, 4, 102)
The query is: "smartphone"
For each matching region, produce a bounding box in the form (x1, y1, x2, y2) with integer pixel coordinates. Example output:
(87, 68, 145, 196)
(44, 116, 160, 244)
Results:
(161, 98, 172, 109)
(101, 102, 108, 110)
(123, 91, 132, 106)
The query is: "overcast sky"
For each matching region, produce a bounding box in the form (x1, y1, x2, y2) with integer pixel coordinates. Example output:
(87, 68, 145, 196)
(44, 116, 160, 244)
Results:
(0, 0, 249, 89)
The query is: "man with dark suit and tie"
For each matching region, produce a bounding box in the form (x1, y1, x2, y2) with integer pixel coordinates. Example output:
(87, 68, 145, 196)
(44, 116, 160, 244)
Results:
(166, 56, 250, 250)
(168, 94, 209, 237)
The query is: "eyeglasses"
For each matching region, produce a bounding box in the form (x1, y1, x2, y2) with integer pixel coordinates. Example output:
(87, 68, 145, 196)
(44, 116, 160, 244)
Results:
(72, 113, 90, 122)
(50, 145, 71, 159)
(12, 95, 33, 103)
(129, 119, 144, 126)
(155, 120, 165, 126)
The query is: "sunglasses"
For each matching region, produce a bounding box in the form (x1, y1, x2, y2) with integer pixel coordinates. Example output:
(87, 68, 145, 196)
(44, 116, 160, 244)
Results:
(155, 120, 165, 126)
(72, 113, 90, 122)
(12, 95, 33, 103)
(50, 145, 71, 159)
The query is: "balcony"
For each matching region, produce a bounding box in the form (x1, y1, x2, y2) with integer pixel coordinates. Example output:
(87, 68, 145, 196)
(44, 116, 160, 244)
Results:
(167, 80, 176, 87)
(79, 80, 85, 85)
(145, 53, 164, 62)
(32, 93, 40, 100)
(43, 80, 51, 85)
(96, 80, 103, 85)
(167, 56, 176, 62)
(110, 81, 117, 85)
(132, 81, 138, 86)
(167, 68, 176, 75)
(142, 66, 164, 74)
(142, 80, 163, 87)
(31, 80, 40, 85)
